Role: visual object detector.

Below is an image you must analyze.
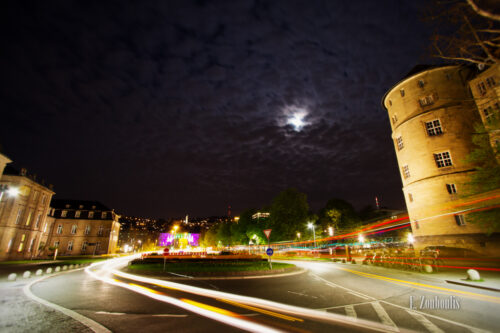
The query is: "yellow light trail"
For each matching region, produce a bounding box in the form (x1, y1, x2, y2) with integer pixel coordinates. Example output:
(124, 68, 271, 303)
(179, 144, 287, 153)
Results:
(217, 298, 303, 322)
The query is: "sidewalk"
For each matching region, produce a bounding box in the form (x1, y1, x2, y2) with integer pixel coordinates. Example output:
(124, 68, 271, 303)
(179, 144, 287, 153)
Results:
(0, 275, 92, 332)
(416, 269, 500, 292)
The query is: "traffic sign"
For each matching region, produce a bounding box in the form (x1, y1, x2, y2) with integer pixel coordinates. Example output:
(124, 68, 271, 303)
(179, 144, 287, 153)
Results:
(263, 229, 272, 239)
(266, 248, 274, 256)
(163, 248, 170, 255)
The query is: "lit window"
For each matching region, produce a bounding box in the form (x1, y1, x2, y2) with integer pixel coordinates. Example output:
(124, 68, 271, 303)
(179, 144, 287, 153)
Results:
(400, 89, 405, 97)
(75, 210, 81, 218)
(65, 204, 71, 208)
(25, 210, 33, 226)
(57, 225, 63, 234)
(28, 238, 35, 252)
(6, 238, 14, 253)
(15, 208, 23, 224)
(455, 215, 466, 226)
(434, 152, 453, 168)
(98, 226, 104, 236)
(35, 213, 41, 228)
(88, 211, 94, 218)
(18, 234, 26, 252)
(102, 212, 107, 219)
(81, 241, 88, 251)
(71, 225, 77, 234)
(396, 136, 404, 150)
(408, 193, 413, 202)
(79, 205, 84, 209)
(43, 222, 48, 233)
(67, 241, 73, 251)
(446, 183, 457, 194)
(425, 120, 443, 136)
(61, 210, 68, 218)
(54, 241, 59, 248)
(85, 225, 91, 235)
(402, 165, 411, 179)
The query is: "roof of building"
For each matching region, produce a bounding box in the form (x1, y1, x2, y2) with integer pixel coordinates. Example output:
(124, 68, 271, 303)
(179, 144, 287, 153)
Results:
(1, 165, 54, 191)
(50, 199, 111, 211)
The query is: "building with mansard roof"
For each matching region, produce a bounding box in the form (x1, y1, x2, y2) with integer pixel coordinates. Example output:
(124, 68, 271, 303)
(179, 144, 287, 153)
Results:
(46, 199, 120, 256)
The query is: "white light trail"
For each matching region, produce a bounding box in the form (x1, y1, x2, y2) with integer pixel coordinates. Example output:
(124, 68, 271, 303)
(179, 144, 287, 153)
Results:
(86, 257, 396, 332)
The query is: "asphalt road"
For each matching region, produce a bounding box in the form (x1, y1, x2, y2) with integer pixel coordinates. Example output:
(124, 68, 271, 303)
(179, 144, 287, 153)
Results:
(27, 257, 500, 333)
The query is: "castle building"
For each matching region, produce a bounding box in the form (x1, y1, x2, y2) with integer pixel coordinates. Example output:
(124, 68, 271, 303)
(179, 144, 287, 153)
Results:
(46, 199, 121, 255)
(0, 160, 55, 261)
(383, 64, 500, 256)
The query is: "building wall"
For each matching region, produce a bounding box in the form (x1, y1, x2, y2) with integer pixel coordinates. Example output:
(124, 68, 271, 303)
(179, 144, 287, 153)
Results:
(0, 174, 55, 260)
(46, 208, 120, 256)
(383, 65, 500, 255)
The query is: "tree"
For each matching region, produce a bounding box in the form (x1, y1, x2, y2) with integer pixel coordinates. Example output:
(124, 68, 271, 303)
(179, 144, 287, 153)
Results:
(463, 121, 500, 233)
(427, 0, 499, 66)
(268, 188, 310, 241)
(318, 198, 360, 236)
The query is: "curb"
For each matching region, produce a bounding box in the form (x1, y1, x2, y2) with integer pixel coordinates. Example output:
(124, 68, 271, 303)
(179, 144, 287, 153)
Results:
(445, 280, 500, 292)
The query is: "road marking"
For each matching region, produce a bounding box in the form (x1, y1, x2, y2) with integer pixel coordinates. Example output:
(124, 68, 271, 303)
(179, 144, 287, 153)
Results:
(379, 301, 490, 333)
(371, 301, 399, 332)
(347, 291, 370, 300)
(344, 305, 357, 319)
(310, 273, 375, 301)
(287, 291, 318, 299)
(333, 266, 500, 304)
(24, 272, 111, 333)
(152, 314, 188, 317)
(405, 311, 444, 333)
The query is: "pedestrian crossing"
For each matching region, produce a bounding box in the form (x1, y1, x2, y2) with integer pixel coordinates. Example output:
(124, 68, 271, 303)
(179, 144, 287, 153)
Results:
(322, 301, 489, 333)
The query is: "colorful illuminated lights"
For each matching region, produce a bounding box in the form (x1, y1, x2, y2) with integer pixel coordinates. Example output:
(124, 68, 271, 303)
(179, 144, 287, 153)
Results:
(159, 233, 200, 246)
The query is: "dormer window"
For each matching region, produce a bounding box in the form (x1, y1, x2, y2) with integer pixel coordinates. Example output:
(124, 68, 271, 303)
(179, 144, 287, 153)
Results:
(79, 205, 84, 209)
(65, 204, 71, 208)
(88, 211, 94, 218)
(102, 212, 108, 219)
(92, 205, 96, 209)
(75, 210, 81, 218)
(61, 210, 68, 218)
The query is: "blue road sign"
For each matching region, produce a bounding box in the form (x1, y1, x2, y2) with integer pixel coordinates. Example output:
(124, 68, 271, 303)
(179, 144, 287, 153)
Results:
(266, 248, 274, 256)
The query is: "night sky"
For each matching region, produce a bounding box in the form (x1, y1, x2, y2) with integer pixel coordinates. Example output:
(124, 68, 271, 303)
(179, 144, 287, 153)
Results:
(0, 0, 437, 218)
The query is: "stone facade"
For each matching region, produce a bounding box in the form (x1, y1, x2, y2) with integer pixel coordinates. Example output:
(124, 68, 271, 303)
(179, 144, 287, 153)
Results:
(383, 64, 500, 256)
(0, 165, 55, 261)
(46, 199, 120, 256)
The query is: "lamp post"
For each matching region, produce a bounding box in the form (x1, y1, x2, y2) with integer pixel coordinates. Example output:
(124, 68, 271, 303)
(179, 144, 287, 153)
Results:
(307, 222, 316, 249)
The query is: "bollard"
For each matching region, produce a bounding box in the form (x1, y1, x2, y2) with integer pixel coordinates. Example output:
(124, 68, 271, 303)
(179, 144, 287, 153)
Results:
(8, 273, 17, 281)
(23, 271, 31, 279)
(341, 259, 346, 263)
(424, 265, 433, 273)
(46, 267, 53, 274)
(55, 266, 61, 272)
(69, 264, 74, 269)
(35, 269, 43, 276)
(467, 269, 481, 281)
(351, 259, 357, 264)
(62, 265, 68, 271)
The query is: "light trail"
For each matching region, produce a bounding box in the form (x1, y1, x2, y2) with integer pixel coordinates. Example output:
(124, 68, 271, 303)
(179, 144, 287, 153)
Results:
(85, 256, 401, 332)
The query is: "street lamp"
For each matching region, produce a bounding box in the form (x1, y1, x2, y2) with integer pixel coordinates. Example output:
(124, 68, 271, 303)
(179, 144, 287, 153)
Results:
(358, 235, 365, 244)
(307, 222, 316, 249)
(407, 233, 414, 244)
(328, 227, 334, 237)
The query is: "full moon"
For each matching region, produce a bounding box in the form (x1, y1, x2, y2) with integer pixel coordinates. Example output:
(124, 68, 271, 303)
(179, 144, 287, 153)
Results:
(285, 107, 309, 131)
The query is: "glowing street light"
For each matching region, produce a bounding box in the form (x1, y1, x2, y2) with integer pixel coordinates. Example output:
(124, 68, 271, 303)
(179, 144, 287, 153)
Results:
(307, 222, 316, 249)
(328, 227, 334, 236)
(297, 232, 301, 239)
(407, 233, 414, 244)
(358, 235, 365, 244)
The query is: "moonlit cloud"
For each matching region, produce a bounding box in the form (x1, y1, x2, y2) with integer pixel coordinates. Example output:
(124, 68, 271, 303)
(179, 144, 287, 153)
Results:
(0, 0, 435, 217)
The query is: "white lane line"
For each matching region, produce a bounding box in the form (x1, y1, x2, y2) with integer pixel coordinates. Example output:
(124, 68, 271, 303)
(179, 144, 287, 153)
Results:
(345, 305, 357, 319)
(371, 301, 399, 332)
(287, 291, 318, 299)
(311, 273, 376, 301)
(405, 310, 444, 333)
(379, 301, 490, 333)
(347, 291, 370, 300)
(24, 271, 111, 333)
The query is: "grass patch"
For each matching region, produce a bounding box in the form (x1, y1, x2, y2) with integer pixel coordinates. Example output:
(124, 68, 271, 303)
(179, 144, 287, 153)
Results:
(0, 257, 108, 266)
(128, 260, 294, 274)
(465, 278, 485, 282)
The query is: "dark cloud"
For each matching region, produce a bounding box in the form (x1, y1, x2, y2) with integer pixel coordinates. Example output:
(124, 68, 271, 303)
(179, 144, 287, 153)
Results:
(0, 0, 434, 217)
